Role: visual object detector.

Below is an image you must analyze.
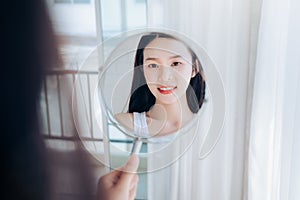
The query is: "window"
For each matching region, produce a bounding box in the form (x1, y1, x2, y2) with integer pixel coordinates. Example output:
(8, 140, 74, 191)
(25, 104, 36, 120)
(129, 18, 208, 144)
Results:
(55, 0, 91, 4)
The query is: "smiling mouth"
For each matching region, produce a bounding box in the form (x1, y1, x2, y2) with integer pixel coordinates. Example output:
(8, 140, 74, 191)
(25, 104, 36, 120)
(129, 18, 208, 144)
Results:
(157, 86, 177, 94)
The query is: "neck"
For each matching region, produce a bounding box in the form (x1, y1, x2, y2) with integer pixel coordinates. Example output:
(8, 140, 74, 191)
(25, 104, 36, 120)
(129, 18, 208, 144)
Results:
(148, 95, 193, 126)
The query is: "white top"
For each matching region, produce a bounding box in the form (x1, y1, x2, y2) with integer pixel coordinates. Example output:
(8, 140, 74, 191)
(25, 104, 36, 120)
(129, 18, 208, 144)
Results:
(133, 112, 149, 138)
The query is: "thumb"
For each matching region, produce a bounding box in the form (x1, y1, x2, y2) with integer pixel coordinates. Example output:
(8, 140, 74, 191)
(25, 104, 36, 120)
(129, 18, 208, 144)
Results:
(117, 155, 139, 187)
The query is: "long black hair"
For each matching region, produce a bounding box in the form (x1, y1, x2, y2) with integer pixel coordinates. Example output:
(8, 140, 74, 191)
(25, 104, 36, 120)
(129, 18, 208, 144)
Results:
(128, 32, 206, 113)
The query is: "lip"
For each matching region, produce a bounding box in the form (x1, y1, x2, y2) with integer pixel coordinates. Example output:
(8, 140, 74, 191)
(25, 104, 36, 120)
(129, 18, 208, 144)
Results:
(157, 86, 176, 95)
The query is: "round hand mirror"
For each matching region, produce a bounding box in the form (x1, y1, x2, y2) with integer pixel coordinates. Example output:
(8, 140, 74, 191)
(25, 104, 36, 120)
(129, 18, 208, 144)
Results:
(75, 29, 225, 172)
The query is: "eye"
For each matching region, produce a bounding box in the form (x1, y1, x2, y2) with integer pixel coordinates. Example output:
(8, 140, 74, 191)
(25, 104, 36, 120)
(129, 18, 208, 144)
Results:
(171, 61, 183, 67)
(148, 63, 159, 68)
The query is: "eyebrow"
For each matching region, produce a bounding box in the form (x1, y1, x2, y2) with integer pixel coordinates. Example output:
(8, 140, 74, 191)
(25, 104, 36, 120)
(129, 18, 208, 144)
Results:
(144, 55, 182, 61)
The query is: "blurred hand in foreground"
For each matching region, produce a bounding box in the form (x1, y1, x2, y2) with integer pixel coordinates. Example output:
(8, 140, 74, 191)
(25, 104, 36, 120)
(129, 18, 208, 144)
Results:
(98, 155, 139, 200)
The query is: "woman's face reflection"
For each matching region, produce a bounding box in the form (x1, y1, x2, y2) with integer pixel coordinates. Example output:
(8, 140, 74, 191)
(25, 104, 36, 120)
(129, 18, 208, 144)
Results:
(143, 38, 195, 105)
(114, 32, 206, 137)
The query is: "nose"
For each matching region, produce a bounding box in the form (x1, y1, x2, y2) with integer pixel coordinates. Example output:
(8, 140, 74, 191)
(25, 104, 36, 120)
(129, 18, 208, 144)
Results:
(159, 65, 173, 81)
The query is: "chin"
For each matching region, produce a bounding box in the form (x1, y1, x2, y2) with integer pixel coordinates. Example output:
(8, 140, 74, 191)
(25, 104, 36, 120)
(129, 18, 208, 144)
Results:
(155, 96, 179, 105)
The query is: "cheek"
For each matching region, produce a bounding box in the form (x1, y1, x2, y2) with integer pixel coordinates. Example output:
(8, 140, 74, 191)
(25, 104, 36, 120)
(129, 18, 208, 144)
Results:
(143, 70, 158, 95)
(145, 79, 158, 96)
(144, 69, 158, 84)
(176, 67, 193, 83)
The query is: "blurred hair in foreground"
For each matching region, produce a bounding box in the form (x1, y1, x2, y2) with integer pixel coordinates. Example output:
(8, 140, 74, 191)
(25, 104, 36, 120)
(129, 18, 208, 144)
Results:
(0, 1, 95, 200)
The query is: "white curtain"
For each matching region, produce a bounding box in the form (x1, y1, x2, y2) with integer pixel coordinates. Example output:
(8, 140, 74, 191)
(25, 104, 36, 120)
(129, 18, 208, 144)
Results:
(147, 0, 300, 199)
(247, 0, 300, 199)
(147, 0, 254, 199)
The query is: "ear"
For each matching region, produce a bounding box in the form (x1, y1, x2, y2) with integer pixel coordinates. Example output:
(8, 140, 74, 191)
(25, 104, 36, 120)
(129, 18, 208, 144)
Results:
(191, 59, 200, 78)
(191, 68, 196, 78)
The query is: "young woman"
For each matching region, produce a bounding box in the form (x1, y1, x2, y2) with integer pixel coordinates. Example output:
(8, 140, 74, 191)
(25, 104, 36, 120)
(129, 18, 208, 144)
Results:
(115, 32, 206, 137)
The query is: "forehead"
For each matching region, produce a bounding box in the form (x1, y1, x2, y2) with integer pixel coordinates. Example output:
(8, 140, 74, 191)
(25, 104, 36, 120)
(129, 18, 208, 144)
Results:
(143, 38, 192, 60)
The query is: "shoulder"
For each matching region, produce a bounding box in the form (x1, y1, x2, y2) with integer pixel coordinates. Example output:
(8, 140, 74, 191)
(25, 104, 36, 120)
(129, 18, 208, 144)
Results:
(114, 112, 162, 136)
(114, 112, 133, 122)
(114, 112, 134, 130)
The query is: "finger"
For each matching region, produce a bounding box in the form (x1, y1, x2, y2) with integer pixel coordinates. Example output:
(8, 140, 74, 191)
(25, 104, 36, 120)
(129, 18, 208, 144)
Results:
(129, 174, 139, 189)
(125, 154, 139, 173)
(129, 182, 138, 200)
(116, 155, 139, 187)
(98, 169, 122, 188)
(128, 174, 139, 200)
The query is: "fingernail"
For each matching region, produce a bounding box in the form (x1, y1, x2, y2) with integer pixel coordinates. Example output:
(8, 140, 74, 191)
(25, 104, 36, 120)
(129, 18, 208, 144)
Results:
(126, 155, 139, 170)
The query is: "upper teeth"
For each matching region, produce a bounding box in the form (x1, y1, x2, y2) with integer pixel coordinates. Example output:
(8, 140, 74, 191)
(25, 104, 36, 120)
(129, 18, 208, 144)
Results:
(160, 87, 173, 91)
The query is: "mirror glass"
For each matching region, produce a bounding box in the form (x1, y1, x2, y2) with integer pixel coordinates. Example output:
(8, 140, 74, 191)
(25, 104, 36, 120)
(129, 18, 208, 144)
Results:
(99, 31, 205, 141)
